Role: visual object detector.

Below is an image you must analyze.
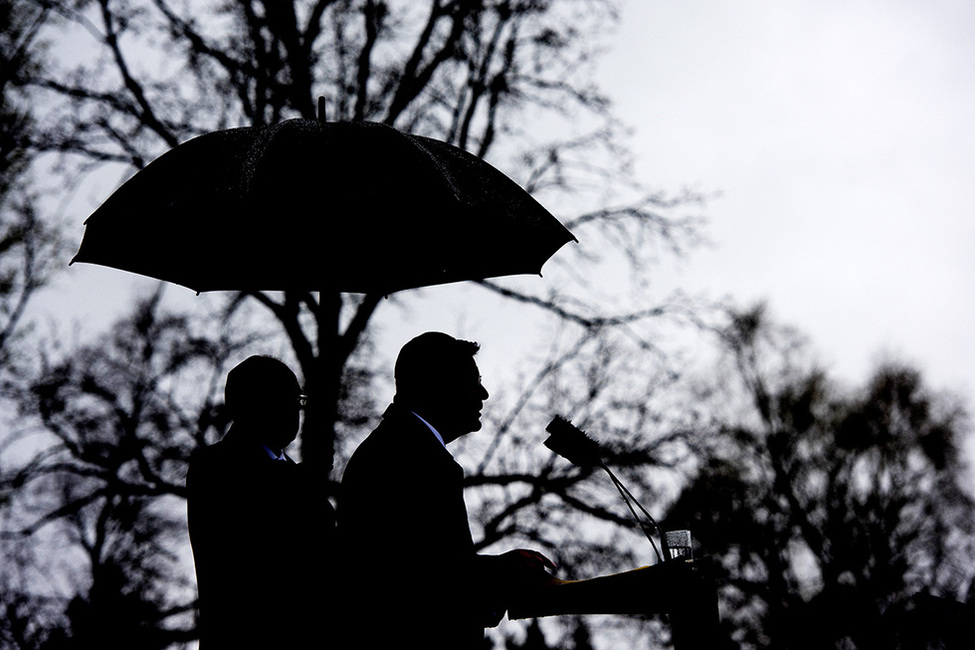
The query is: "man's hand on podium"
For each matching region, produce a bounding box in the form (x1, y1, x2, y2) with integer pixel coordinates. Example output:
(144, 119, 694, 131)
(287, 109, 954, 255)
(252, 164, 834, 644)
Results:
(478, 549, 558, 627)
(501, 549, 557, 571)
(497, 549, 558, 586)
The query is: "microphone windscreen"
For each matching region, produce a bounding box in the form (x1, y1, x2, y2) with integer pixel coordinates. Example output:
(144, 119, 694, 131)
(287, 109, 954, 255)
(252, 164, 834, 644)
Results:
(544, 416, 604, 468)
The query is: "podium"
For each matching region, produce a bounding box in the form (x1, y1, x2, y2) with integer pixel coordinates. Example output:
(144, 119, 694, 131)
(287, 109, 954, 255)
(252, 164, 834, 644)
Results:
(532, 416, 724, 646)
(507, 559, 722, 649)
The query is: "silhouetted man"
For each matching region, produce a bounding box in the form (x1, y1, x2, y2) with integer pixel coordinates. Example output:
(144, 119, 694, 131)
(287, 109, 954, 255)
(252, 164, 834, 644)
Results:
(186, 355, 334, 649)
(337, 332, 554, 649)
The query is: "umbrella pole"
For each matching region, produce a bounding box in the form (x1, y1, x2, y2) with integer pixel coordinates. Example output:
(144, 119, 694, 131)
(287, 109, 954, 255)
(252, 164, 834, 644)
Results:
(324, 291, 341, 472)
(311, 290, 341, 473)
(295, 289, 340, 475)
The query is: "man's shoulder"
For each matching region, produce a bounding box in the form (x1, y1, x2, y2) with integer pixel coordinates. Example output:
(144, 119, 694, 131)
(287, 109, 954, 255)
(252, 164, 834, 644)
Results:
(186, 431, 280, 486)
(188, 434, 246, 467)
(187, 437, 223, 472)
(348, 418, 408, 464)
(344, 407, 431, 473)
(374, 404, 443, 444)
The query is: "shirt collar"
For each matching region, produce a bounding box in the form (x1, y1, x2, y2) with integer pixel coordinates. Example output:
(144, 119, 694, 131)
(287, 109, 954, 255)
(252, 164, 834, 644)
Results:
(411, 411, 446, 447)
(261, 444, 288, 461)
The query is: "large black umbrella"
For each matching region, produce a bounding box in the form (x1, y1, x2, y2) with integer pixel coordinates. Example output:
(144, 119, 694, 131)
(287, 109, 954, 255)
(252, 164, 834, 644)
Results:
(71, 116, 576, 466)
(71, 118, 575, 295)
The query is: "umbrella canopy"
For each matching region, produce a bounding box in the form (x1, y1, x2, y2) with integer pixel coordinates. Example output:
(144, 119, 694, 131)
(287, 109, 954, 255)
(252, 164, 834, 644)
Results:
(71, 118, 576, 295)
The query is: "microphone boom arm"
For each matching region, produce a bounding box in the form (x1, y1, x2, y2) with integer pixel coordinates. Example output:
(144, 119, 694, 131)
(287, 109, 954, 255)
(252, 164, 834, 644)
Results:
(544, 415, 664, 563)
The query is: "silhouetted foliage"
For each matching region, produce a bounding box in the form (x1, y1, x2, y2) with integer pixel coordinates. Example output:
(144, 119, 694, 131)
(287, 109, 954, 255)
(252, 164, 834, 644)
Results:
(0, 3, 71, 647)
(0, 0, 62, 368)
(664, 304, 975, 649)
(0, 291, 251, 647)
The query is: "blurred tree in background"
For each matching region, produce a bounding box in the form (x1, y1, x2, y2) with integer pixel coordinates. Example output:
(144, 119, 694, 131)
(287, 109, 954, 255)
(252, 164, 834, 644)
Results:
(0, 0, 63, 368)
(664, 304, 975, 649)
(1, 291, 236, 646)
(0, 1, 972, 649)
(0, 2, 71, 644)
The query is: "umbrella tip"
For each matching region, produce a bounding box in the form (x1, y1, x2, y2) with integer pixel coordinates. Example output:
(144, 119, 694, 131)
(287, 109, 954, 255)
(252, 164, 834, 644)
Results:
(317, 97, 327, 122)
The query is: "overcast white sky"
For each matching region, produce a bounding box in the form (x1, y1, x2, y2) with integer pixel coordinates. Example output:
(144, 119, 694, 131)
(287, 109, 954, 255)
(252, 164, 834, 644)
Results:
(600, 1, 975, 406)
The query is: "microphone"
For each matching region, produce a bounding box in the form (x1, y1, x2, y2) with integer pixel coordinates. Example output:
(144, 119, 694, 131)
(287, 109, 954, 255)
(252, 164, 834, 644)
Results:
(544, 415, 664, 563)
(544, 415, 604, 468)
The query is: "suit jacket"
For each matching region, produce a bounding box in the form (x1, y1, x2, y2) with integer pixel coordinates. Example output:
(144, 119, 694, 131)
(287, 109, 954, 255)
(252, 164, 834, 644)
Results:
(336, 404, 500, 649)
(186, 426, 335, 649)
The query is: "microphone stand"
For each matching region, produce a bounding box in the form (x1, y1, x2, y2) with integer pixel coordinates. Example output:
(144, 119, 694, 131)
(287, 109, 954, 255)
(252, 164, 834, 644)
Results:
(543, 416, 724, 648)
